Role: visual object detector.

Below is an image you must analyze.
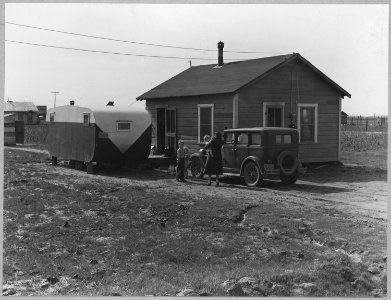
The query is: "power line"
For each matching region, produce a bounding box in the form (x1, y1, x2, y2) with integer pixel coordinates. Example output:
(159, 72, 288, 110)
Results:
(5, 39, 248, 61)
(5, 21, 287, 55)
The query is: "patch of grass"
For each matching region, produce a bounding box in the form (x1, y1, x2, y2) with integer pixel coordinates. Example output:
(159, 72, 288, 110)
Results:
(341, 131, 387, 152)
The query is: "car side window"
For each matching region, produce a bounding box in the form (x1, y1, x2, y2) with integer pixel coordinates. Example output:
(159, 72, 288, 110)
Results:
(276, 134, 282, 144)
(226, 133, 235, 144)
(237, 133, 249, 145)
(284, 135, 292, 144)
(251, 133, 262, 146)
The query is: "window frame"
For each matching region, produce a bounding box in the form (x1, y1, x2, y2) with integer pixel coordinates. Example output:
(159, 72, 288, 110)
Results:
(83, 113, 90, 126)
(297, 104, 318, 143)
(49, 112, 55, 123)
(262, 102, 285, 127)
(198, 104, 214, 143)
(116, 121, 132, 131)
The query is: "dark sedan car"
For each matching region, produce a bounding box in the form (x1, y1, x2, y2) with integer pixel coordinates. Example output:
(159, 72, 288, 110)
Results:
(190, 127, 305, 187)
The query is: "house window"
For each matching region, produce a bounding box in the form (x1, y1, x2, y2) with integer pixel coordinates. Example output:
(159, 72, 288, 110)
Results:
(83, 113, 90, 126)
(263, 102, 285, 127)
(117, 121, 132, 131)
(198, 104, 214, 143)
(298, 104, 318, 143)
(49, 113, 55, 122)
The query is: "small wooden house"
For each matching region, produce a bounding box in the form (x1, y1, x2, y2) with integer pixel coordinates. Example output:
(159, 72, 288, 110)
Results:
(137, 42, 351, 163)
(4, 101, 40, 125)
(341, 111, 348, 125)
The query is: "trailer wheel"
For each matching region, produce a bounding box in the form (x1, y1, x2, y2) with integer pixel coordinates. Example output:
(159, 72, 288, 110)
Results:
(86, 163, 94, 174)
(190, 157, 204, 179)
(75, 161, 84, 170)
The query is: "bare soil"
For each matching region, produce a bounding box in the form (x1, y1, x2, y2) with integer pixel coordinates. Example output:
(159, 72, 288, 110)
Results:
(2, 147, 387, 297)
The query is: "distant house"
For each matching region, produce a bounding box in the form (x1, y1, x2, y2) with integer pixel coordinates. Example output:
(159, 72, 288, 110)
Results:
(137, 42, 351, 163)
(4, 113, 16, 145)
(4, 101, 40, 124)
(341, 111, 348, 125)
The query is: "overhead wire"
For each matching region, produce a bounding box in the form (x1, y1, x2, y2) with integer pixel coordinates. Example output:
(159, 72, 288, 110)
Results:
(5, 21, 288, 55)
(5, 39, 248, 61)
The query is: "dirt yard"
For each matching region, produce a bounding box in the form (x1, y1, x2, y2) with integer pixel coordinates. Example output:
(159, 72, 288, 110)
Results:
(2, 147, 387, 297)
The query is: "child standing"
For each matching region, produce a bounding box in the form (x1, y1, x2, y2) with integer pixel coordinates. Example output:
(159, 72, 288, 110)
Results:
(176, 140, 187, 182)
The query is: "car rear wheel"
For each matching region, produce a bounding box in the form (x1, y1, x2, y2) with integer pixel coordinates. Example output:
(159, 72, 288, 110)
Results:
(243, 161, 262, 187)
(280, 170, 298, 184)
(190, 156, 204, 179)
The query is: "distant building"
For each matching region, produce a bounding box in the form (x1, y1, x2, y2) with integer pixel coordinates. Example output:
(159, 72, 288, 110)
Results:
(4, 101, 40, 124)
(36, 105, 48, 122)
(341, 111, 348, 125)
(4, 113, 16, 145)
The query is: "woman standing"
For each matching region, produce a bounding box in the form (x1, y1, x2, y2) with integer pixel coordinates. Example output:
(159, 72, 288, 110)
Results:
(204, 132, 224, 186)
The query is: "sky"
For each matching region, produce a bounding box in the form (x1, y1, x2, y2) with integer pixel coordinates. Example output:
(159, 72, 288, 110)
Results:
(3, 3, 389, 116)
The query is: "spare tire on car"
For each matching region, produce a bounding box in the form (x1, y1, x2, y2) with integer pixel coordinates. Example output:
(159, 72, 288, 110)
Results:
(277, 150, 299, 176)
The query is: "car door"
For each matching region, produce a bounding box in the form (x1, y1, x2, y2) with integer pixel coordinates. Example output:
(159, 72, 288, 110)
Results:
(234, 132, 249, 168)
(222, 132, 236, 171)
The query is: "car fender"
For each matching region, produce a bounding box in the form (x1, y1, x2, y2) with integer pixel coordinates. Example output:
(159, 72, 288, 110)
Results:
(240, 156, 264, 176)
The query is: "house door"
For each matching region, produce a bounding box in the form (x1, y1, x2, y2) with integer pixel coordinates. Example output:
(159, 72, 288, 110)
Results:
(15, 121, 24, 144)
(165, 108, 176, 155)
(267, 107, 283, 127)
(156, 108, 166, 154)
(155, 107, 177, 155)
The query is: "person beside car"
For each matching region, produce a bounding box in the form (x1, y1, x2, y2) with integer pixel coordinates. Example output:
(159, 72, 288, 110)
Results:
(203, 132, 224, 186)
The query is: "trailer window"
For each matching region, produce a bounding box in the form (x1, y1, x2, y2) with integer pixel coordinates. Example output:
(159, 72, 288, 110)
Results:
(83, 113, 90, 126)
(117, 121, 132, 131)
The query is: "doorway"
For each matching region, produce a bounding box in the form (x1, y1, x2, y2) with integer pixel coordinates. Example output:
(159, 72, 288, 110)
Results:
(263, 102, 285, 127)
(156, 107, 176, 155)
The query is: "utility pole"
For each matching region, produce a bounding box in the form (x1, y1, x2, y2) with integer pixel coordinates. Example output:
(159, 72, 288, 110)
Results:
(51, 91, 59, 107)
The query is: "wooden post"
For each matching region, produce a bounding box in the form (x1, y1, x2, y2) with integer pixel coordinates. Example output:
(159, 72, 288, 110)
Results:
(51, 156, 57, 166)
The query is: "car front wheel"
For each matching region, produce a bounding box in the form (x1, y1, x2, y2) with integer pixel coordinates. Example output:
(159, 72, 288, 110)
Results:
(190, 156, 204, 179)
(243, 161, 262, 187)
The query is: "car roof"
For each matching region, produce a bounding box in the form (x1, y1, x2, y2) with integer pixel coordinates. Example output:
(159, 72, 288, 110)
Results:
(223, 127, 298, 133)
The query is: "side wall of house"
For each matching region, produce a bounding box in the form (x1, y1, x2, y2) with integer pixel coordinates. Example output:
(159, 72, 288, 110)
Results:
(237, 59, 341, 163)
(145, 93, 233, 153)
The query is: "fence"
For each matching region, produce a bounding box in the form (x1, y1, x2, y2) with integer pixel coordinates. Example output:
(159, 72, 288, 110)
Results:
(24, 124, 48, 144)
(342, 115, 388, 132)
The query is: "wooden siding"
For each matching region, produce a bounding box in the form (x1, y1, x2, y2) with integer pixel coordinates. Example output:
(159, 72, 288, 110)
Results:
(237, 59, 340, 163)
(146, 94, 233, 153)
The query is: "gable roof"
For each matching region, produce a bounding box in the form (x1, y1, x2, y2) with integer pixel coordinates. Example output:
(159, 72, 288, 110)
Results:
(4, 101, 39, 112)
(137, 53, 351, 100)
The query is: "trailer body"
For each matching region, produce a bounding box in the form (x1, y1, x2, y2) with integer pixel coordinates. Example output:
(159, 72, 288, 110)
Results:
(46, 105, 152, 165)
